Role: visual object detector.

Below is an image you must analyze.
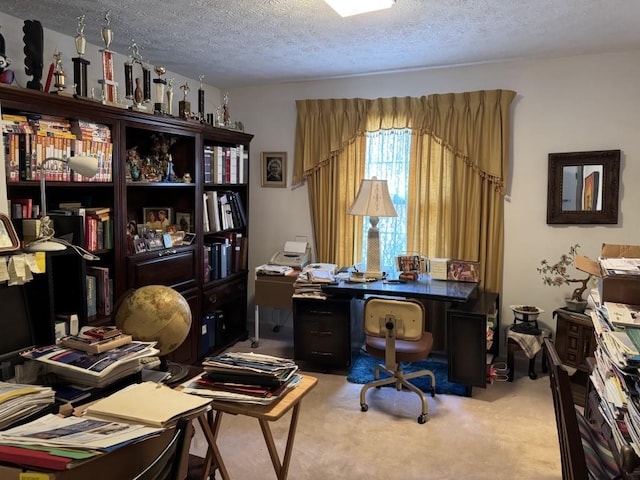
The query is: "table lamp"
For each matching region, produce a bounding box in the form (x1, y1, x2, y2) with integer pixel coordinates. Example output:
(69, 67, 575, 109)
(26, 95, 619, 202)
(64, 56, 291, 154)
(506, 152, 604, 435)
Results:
(346, 177, 397, 280)
(26, 155, 99, 255)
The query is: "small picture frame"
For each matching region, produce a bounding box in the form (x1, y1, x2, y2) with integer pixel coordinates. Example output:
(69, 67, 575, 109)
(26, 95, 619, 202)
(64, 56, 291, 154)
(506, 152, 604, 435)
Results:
(142, 207, 173, 233)
(261, 152, 287, 188)
(0, 213, 20, 252)
(143, 230, 164, 250)
(176, 212, 192, 232)
(162, 233, 172, 248)
(134, 235, 147, 254)
(182, 232, 196, 245)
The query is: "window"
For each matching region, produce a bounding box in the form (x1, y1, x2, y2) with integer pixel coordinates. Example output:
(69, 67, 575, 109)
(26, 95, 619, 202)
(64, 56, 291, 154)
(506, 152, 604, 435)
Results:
(360, 129, 411, 271)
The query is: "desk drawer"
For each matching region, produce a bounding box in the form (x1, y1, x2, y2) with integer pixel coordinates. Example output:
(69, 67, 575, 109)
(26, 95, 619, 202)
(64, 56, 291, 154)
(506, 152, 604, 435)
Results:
(293, 298, 351, 367)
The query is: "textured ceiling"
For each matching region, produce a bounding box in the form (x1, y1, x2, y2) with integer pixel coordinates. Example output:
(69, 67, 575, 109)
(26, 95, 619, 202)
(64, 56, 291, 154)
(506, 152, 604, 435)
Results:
(1, 0, 639, 89)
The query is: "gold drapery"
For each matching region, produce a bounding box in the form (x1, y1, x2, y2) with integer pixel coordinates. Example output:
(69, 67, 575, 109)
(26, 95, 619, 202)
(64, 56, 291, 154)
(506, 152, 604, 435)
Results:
(294, 90, 516, 292)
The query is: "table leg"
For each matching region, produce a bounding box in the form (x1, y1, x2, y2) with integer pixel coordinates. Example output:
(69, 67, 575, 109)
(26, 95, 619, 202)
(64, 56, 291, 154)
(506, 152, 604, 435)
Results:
(258, 403, 301, 480)
(252, 305, 260, 348)
(198, 411, 230, 480)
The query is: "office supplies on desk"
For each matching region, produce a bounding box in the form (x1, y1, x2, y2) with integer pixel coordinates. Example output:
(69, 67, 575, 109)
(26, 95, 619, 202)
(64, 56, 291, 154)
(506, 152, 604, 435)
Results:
(269, 240, 311, 269)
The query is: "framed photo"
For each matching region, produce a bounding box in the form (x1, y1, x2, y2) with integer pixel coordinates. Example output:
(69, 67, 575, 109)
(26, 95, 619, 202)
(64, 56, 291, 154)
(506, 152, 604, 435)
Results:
(182, 232, 196, 245)
(261, 152, 287, 188)
(176, 212, 192, 232)
(0, 213, 20, 252)
(134, 236, 147, 254)
(142, 207, 173, 233)
(144, 231, 164, 251)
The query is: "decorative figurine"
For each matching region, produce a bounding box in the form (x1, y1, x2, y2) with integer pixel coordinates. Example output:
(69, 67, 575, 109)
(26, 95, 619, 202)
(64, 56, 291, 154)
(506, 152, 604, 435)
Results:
(0, 27, 15, 85)
(22, 20, 43, 90)
(198, 74, 205, 121)
(179, 82, 191, 120)
(72, 15, 90, 96)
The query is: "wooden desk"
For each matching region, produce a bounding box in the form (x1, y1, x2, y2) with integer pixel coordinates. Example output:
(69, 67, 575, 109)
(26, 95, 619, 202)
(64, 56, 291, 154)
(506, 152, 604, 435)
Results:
(321, 278, 500, 392)
(197, 374, 318, 480)
(253, 271, 299, 347)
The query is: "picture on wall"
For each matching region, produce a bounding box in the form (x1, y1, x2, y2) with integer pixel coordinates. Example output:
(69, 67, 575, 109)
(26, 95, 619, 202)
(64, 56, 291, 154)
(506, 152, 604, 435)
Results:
(583, 171, 600, 211)
(261, 152, 287, 188)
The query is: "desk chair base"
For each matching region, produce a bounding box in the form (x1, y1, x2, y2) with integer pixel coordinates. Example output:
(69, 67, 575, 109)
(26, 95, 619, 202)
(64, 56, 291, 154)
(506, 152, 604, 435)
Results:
(360, 362, 436, 424)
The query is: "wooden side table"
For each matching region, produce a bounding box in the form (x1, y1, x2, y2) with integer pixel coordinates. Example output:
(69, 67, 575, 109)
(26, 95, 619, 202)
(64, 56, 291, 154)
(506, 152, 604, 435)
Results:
(198, 374, 318, 480)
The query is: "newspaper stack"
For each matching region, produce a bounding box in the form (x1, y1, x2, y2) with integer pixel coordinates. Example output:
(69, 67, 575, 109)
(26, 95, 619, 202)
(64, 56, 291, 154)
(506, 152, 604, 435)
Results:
(292, 263, 337, 300)
(20, 341, 159, 388)
(181, 352, 300, 404)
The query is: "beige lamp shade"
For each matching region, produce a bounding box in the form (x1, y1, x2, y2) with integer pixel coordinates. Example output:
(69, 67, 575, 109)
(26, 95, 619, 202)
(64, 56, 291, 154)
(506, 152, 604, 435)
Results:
(67, 155, 99, 178)
(346, 177, 397, 217)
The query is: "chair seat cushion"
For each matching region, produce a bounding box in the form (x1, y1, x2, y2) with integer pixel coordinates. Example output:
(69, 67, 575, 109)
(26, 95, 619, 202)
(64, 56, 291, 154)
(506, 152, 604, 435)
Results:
(365, 332, 433, 363)
(575, 407, 621, 479)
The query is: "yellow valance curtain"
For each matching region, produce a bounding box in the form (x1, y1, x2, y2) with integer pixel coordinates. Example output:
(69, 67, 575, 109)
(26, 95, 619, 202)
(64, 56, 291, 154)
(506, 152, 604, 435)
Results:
(294, 90, 516, 292)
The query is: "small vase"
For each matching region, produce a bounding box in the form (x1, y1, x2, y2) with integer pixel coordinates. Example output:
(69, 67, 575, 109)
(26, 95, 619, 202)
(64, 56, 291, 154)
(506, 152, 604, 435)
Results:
(565, 298, 587, 313)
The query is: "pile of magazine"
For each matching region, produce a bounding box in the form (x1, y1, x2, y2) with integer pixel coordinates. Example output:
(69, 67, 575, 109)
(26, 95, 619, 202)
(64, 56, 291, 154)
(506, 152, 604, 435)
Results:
(181, 352, 300, 405)
(20, 341, 159, 388)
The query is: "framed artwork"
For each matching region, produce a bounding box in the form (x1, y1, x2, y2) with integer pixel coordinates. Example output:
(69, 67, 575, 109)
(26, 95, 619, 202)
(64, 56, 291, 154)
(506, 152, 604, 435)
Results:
(261, 152, 287, 188)
(176, 212, 192, 232)
(0, 213, 20, 252)
(142, 207, 173, 233)
(583, 171, 600, 211)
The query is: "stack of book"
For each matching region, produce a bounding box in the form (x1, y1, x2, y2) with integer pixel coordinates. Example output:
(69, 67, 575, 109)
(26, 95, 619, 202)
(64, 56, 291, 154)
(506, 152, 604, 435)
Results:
(59, 326, 131, 354)
(292, 263, 337, 300)
(181, 352, 300, 405)
(20, 340, 158, 388)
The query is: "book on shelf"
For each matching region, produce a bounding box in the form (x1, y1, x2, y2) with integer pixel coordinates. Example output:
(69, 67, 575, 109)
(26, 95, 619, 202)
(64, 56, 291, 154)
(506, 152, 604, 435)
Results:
(86, 274, 97, 318)
(87, 266, 111, 315)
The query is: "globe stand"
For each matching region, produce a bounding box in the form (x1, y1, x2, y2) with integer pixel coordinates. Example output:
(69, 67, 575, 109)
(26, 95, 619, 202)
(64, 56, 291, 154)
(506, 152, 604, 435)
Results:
(160, 357, 191, 385)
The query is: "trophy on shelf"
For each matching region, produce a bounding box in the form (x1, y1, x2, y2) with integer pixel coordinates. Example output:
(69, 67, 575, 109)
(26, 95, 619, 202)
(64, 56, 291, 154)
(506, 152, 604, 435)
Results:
(72, 14, 90, 97)
(223, 91, 230, 126)
(124, 41, 149, 111)
(97, 10, 125, 107)
(153, 65, 167, 114)
(198, 74, 205, 121)
(51, 51, 72, 96)
(179, 82, 191, 120)
(166, 78, 174, 116)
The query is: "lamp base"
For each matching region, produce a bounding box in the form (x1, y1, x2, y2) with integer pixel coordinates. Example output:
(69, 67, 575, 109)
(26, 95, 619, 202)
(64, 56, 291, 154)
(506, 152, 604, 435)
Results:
(25, 240, 67, 252)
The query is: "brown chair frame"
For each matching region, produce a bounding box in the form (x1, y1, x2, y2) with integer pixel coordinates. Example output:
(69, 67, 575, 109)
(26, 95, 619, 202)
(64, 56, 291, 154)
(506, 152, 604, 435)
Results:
(132, 416, 190, 480)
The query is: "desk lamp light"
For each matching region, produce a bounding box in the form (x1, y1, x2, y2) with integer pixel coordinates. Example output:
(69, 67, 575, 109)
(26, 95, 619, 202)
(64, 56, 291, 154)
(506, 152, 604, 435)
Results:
(346, 177, 397, 280)
(26, 155, 99, 259)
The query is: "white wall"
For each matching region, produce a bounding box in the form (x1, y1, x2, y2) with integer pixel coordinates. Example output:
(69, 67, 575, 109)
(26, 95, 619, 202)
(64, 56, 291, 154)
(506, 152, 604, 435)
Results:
(227, 51, 640, 338)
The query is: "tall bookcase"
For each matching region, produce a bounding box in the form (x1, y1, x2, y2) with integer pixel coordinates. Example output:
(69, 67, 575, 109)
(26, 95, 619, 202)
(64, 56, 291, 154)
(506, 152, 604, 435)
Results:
(0, 83, 253, 365)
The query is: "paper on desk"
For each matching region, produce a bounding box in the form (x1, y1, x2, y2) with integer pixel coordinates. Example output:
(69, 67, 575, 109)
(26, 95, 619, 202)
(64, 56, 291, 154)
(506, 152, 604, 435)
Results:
(0, 256, 8, 282)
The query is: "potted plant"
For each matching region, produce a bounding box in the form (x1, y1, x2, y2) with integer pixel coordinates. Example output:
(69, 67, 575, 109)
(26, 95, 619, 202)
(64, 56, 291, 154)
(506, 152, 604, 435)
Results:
(537, 244, 592, 313)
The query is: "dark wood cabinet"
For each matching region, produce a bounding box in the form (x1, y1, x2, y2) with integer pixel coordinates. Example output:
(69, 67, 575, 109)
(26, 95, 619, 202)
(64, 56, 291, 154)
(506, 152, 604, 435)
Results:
(446, 292, 499, 389)
(1, 84, 253, 364)
(293, 297, 352, 368)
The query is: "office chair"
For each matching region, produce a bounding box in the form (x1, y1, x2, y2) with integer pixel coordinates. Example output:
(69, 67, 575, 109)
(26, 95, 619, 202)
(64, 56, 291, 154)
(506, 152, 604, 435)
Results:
(360, 297, 436, 424)
(132, 417, 190, 480)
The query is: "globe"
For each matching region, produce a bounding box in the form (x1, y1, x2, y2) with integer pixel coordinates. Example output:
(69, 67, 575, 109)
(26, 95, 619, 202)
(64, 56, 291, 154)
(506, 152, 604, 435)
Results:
(115, 285, 192, 357)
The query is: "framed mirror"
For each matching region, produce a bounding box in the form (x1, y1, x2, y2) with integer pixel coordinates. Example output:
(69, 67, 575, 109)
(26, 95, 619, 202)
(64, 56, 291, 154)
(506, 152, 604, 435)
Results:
(547, 150, 620, 224)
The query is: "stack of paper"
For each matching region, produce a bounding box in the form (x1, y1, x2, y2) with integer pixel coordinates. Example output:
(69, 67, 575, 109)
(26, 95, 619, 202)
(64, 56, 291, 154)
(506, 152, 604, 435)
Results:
(0, 382, 55, 430)
(182, 352, 300, 404)
(20, 341, 159, 388)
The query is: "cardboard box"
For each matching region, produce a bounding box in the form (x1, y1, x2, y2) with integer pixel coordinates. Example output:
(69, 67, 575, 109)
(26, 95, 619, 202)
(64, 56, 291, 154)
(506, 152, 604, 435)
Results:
(575, 243, 640, 305)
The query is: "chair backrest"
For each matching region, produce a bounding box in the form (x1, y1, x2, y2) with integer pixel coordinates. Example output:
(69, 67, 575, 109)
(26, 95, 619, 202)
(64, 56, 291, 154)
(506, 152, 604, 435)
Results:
(544, 338, 589, 480)
(363, 297, 424, 341)
(132, 417, 190, 480)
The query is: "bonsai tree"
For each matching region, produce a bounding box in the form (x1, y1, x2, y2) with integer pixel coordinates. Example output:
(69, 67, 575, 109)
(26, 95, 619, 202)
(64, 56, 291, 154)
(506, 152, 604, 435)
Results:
(537, 244, 592, 302)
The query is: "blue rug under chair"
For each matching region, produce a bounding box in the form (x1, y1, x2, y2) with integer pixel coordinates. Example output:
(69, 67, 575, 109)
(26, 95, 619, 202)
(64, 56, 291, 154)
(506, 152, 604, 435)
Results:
(346, 352, 469, 397)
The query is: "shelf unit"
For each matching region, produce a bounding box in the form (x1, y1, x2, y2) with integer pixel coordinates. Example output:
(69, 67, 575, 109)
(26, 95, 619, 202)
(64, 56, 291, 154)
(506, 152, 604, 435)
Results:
(1, 83, 253, 364)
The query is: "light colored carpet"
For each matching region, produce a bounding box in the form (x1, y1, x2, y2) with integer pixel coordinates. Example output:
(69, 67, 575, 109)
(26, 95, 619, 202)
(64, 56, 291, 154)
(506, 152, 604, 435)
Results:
(189, 321, 561, 479)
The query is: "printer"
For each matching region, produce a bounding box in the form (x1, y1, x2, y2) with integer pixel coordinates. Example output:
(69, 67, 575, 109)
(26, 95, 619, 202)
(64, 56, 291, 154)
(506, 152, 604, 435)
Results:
(269, 240, 311, 269)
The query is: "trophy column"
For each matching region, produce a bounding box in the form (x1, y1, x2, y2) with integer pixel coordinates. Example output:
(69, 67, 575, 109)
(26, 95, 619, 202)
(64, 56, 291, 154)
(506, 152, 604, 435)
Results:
(98, 11, 119, 105)
(72, 15, 90, 97)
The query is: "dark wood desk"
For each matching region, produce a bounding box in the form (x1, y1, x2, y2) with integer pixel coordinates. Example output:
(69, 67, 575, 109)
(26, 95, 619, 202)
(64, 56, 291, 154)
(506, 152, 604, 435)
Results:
(320, 277, 500, 393)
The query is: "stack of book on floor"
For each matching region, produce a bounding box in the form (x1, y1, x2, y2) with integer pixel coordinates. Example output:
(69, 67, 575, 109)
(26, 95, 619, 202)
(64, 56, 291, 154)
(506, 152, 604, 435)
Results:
(20, 336, 158, 388)
(0, 382, 55, 430)
(292, 263, 337, 300)
(181, 352, 301, 405)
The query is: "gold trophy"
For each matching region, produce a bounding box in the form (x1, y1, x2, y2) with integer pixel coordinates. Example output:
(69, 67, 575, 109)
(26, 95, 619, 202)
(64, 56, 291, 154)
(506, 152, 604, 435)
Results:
(72, 15, 90, 97)
(97, 10, 125, 107)
(166, 78, 174, 116)
(52, 51, 72, 96)
(153, 65, 167, 114)
(179, 82, 191, 120)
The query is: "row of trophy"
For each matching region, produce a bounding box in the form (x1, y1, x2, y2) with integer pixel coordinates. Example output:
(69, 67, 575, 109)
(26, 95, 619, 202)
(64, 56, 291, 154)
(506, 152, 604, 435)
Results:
(50, 10, 241, 129)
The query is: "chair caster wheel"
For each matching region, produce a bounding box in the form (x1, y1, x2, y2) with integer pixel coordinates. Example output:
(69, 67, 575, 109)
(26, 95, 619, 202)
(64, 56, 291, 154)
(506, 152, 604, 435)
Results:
(361, 403, 368, 412)
(418, 414, 427, 424)
(430, 387, 436, 397)
(528, 371, 538, 380)
(251, 341, 259, 348)
(273, 325, 280, 333)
